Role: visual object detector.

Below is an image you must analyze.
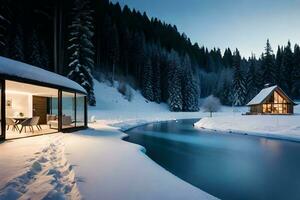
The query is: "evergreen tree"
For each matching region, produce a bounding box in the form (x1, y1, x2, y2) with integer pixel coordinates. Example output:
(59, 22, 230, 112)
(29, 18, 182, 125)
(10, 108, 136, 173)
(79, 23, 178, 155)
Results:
(275, 46, 283, 87)
(107, 23, 119, 83)
(28, 30, 43, 67)
(261, 39, 275, 85)
(232, 49, 246, 106)
(119, 28, 130, 77)
(141, 57, 154, 101)
(219, 78, 232, 105)
(182, 54, 199, 111)
(168, 50, 183, 111)
(67, 0, 95, 106)
(223, 48, 233, 68)
(0, 0, 10, 52)
(292, 44, 300, 98)
(40, 40, 50, 70)
(10, 24, 24, 62)
(245, 55, 258, 102)
(282, 41, 294, 96)
(130, 31, 146, 85)
(150, 44, 162, 103)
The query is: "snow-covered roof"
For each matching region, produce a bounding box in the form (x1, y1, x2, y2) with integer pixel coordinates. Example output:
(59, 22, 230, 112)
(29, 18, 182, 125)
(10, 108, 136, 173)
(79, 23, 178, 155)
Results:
(247, 85, 277, 106)
(0, 56, 86, 94)
(247, 85, 296, 106)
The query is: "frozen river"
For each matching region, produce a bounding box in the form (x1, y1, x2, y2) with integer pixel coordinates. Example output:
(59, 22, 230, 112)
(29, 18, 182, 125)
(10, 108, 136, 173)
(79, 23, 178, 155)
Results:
(125, 119, 300, 200)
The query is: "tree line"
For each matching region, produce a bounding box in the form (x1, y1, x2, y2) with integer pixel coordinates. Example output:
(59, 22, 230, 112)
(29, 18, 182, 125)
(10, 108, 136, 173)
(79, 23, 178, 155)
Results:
(1, 0, 300, 110)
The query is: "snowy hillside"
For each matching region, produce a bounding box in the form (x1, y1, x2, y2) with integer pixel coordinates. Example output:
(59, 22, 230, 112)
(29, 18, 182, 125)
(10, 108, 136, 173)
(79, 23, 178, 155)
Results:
(89, 79, 246, 130)
(91, 80, 169, 112)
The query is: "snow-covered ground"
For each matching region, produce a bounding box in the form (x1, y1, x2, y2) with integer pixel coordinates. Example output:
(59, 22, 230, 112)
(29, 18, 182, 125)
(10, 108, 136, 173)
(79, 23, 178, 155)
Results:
(63, 123, 215, 200)
(0, 80, 218, 200)
(0, 134, 80, 199)
(1, 79, 299, 199)
(195, 105, 300, 141)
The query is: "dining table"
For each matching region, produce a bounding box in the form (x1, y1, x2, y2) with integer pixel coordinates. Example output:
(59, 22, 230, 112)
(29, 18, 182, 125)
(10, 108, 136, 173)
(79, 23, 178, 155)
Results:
(13, 117, 29, 124)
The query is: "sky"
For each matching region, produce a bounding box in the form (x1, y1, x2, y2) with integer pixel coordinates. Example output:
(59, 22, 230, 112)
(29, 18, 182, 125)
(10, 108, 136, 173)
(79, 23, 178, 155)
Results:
(111, 0, 300, 58)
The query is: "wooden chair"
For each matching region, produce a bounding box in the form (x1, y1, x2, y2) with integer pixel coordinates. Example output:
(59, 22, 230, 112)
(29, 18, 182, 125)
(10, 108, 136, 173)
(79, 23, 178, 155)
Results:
(6, 118, 19, 132)
(19, 117, 41, 133)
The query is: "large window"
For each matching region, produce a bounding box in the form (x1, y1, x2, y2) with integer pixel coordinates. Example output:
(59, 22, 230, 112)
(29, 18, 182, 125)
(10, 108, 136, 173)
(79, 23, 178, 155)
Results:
(62, 92, 76, 128)
(76, 93, 85, 127)
(5, 80, 58, 139)
(274, 91, 286, 104)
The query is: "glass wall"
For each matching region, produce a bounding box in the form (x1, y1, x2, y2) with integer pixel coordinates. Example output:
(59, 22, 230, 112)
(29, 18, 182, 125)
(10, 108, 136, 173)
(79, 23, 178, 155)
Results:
(62, 92, 76, 128)
(76, 94, 85, 127)
(5, 80, 59, 139)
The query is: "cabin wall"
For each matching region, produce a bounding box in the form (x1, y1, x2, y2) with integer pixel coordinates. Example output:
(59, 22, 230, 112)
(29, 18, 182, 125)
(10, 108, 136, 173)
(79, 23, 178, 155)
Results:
(250, 105, 262, 114)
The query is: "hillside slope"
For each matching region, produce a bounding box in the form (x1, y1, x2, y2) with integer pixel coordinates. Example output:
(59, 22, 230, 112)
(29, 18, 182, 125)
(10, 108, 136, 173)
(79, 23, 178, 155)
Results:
(89, 79, 246, 130)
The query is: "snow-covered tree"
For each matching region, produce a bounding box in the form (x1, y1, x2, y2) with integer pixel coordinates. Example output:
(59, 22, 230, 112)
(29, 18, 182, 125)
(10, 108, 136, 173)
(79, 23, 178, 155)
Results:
(142, 58, 154, 101)
(151, 45, 162, 103)
(232, 49, 246, 106)
(202, 95, 221, 117)
(168, 50, 183, 111)
(67, 0, 95, 106)
(182, 54, 199, 111)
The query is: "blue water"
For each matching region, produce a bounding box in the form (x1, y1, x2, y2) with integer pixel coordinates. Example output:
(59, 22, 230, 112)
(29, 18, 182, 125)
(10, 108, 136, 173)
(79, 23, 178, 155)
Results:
(125, 119, 300, 200)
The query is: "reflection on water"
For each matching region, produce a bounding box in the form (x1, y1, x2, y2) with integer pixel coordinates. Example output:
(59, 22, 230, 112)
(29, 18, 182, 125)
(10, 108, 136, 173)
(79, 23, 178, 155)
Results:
(125, 119, 300, 200)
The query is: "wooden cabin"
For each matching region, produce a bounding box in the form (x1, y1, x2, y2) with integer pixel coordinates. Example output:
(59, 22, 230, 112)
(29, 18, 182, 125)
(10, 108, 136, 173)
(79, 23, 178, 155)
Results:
(247, 85, 296, 115)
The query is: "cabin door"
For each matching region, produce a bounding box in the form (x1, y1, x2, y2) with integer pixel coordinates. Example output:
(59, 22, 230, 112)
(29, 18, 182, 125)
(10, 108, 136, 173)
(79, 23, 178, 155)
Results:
(33, 96, 47, 124)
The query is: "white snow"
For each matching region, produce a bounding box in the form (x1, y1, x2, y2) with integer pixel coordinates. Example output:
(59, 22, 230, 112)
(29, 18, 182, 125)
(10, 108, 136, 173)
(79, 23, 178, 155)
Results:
(89, 79, 242, 131)
(0, 56, 86, 94)
(63, 123, 215, 200)
(3, 79, 300, 199)
(0, 79, 219, 200)
(195, 104, 300, 141)
(247, 85, 277, 105)
(0, 134, 81, 199)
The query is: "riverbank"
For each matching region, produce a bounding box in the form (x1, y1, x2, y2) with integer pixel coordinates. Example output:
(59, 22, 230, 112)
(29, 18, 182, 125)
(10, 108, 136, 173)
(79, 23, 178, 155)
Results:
(195, 113, 300, 142)
(63, 122, 216, 200)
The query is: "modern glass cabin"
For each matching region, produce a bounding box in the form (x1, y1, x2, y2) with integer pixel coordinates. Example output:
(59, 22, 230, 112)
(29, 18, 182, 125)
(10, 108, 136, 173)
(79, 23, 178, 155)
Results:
(0, 56, 88, 140)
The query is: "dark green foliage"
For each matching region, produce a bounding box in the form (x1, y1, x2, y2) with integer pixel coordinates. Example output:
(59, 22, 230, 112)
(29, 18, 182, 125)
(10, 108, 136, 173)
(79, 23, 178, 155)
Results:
(168, 50, 183, 111)
(282, 41, 295, 96)
(28, 30, 43, 67)
(67, 0, 95, 106)
(261, 39, 276, 85)
(2, 0, 300, 109)
(10, 24, 24, 62)
(232, 49, 246, 106)
(245, 55, 259, 102)
(141, 58, 154, 101)
(182, 54, 199, 111)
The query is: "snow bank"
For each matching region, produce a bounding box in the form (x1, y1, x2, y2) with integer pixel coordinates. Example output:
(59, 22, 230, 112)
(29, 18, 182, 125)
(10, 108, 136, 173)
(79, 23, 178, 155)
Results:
(195, 107, 300, 141)
(63, 123, 216, 200)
